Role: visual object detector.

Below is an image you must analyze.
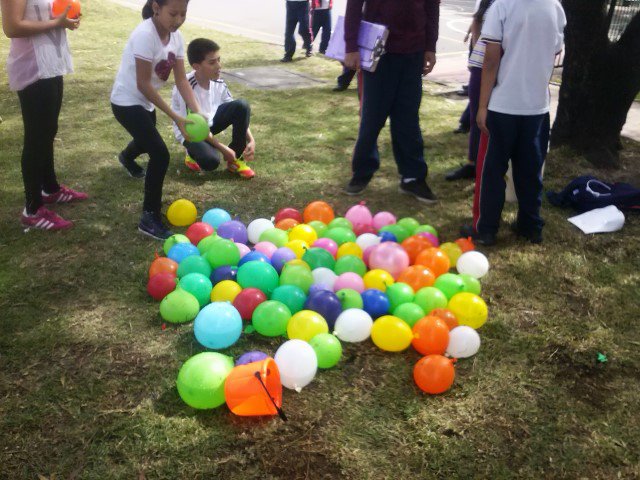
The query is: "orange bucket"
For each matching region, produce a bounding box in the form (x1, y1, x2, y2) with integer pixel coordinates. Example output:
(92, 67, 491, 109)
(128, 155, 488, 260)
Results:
(224, 358, 284, 418)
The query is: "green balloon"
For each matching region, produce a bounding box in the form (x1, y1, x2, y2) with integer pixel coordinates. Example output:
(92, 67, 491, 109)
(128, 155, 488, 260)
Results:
(197, 234, 219, 255)
(379, 224, 410, 242)
(415, 224, 439, 238)
(414, 286, 448, 314)
(324, 227, 356, 246)
(270, 285, 307, 313)
(160, 289, 201, 324)
(385, 282, 415, 310)
(336, 288, 363, 310)
(309, 333, 342, 369)
(397, 217, 420, 235)
(434, 273, 466, 300)
(252, 300, 292, 336)
(237, 261, 280, 296)
(204, 238, 240, 269)
(308, 221, 328, 237)
(185, 113, 210, 143)
(176, 352, 234, 409)
(259, 228, 289, 247)
(179, 273, 212, 308)
(459, 273, 482, 295)
(393, 302, 425, 327)
(334, 255, 367, 276)
(302, 247, 336, 270)
(164, 234, 190, 255)
(279, 264, 314, 293)
(177, 255, 212, 278)
(328, 217, 353, 231)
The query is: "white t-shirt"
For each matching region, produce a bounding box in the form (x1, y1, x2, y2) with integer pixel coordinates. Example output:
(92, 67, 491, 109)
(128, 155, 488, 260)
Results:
(110, 19, 185, 111)
(171, 71, 233, 143)
(481, 0, 565, 115)
(6, 0, 73, 91)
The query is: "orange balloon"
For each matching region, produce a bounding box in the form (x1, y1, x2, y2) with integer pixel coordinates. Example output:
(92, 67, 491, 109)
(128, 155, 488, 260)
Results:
(303, 201, 335, 224)
(275, 218, 299, 231)
(429, 308, 459, 330)
(397, 265, 436, 291)
(413, 355, 456, 394)
(412, 316, 450, 355)
(53, 0, 81, 18)
(149, 257, 178, 278)
(455, 237, 475, 253)
(415, 248, 450, 277)
(401, 235, 434, 264)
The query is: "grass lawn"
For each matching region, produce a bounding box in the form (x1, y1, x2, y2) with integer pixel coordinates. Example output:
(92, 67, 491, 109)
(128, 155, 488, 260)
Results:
(1, 1, 640, 478)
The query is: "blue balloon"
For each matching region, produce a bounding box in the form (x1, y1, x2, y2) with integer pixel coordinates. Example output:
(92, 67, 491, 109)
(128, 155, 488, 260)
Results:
(167, 242, 200, 264)
(210, 266, 238, 285)
(236, 350, 269, 366)
(378, 232, 397, 243)
(238, 251, 270, 267)
(202, 208, 231, 229)
(303, 290, 343, 329)
(361, 289, 390, 319)
(194, 302, 242, 349)
(308, 283, 332, 296)
(270, 247, 297, 273)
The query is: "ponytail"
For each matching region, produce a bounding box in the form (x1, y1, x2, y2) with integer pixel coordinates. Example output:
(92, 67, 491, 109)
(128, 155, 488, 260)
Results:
(142, 0, 154, 19)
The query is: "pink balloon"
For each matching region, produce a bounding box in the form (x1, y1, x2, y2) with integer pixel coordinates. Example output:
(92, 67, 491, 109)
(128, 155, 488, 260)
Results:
(354, 223, 377, 235)
(235, 242, 251, 258)
(312, 238, 338, 257)
(368, 242, 409, 279)
(363, 245, 376, 267)
(254, 241, 278, 259)
(333, 272, 365, 293)
(418, 232, 440, 247)
(345, 202, 373, 229)
(372, 211, 397, 231)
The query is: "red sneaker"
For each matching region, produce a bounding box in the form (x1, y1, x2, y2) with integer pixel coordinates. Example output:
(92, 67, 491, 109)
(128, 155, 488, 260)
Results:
(21, 207, 73, 230)
(42, 185, 88, 204)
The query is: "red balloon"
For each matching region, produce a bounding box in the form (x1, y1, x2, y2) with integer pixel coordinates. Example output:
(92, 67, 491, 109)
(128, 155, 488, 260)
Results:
(147, 273, 177, 301)
(275, 207, 303, 225)
(232, 288, 267, 320)
(186, 222, 215, 245)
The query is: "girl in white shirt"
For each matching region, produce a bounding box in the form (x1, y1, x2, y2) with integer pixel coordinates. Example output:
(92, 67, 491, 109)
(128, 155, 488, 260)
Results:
(110, 0, 201, 240)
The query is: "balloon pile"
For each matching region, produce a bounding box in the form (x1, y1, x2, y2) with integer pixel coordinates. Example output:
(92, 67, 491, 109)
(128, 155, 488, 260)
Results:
(149, 199, 492, 416)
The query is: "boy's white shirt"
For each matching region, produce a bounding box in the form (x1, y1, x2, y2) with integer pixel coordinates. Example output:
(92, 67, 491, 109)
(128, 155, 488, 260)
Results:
(171, 71, 233, 144)
(480, 0, 566, 115)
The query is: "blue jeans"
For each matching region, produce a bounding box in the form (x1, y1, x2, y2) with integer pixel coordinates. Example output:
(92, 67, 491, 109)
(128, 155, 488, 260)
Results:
(285, 1, 312, 57)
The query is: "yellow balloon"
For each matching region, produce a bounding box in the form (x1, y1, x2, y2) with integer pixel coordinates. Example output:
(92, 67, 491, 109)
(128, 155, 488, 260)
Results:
(210, 280, 242, 303)
(337, 242, 363, 259)
(447, 292, 488, 329)
(283, 259, 311, 271)
(288, 224, 318, 246)
(363, 269, 395, 292)
(286, 239, 309, 259)
(287, 310, 329, 341)
(440, 242, 463, 265)
(167, 199, 197, 227)
(370, 315, 413, 352)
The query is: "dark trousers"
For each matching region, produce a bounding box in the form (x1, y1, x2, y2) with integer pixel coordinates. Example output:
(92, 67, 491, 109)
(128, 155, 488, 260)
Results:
(285, 1, 312, 57)
(337, 65, 356, 88)
(112, 104, 169, 214)
(351, 52, 427, 182)
(18, 76, 62, 213)
(183, 99, 251, 169)
(311, 8, 331, 53)
(474, 111, 550, 236)
(468, 66, 482, 164)
(459, 102, 470, 130)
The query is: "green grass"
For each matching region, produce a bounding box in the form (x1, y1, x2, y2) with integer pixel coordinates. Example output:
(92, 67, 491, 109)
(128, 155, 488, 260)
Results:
(1, 1, 640, 478)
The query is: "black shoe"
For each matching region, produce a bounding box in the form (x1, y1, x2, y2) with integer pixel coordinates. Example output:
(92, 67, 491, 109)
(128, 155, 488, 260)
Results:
(319, 49, 326, 55)
(305, 47, 313, 57)
(138, 211, 173, 240)
(344, 176, 371, 196)
(399, 179, 437, 204)
(119, 152, 145, 178)
(453, 125, 470, 134)
(332, 84, 349, 92)
(459, 224, 497, 246)
(509, 222, 543, 244)
(445, 163, 476, 181)
(280, 55, 293, 63)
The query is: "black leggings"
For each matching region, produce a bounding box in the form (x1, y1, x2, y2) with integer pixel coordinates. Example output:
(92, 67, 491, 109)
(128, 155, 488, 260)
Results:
(111, 103, 170, 214)
(18, 76, 63, 214)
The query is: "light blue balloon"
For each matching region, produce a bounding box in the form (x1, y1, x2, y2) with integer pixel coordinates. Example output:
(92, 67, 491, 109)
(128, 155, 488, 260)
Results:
(167, 242, 200, 264)
(202, 208, 232, 229)
(194, 302, 243, 349)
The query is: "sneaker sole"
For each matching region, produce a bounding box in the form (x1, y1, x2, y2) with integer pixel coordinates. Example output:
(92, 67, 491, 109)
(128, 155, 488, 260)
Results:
(398, 187, 438, 205)
(344, 189, 366, 196)
(138, 226, 169, 241)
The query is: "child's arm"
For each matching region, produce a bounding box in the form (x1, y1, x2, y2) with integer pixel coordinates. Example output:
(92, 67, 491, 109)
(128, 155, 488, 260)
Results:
(1, 0, 78, 37)
(477, 41, 501, 135)
(243, 129, 255, 161)
(173, 59, 201, 114)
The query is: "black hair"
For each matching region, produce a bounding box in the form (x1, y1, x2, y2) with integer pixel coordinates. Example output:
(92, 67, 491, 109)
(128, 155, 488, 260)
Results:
(187, 38, 220, 66)
(473, 0, 493, 23)
(142, 0, 189, 20)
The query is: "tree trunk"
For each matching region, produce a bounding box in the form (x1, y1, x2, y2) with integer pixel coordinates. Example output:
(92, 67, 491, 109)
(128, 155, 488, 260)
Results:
(551, 0, 640, 168)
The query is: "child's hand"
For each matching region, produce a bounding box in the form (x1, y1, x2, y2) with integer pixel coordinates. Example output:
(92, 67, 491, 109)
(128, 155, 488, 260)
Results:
(243, 141, 255, 162)
(56, 7, 80, 30)
(221, 145, 236, 164)
(175, 116, 192, 142)
(477, 108, 489, 135)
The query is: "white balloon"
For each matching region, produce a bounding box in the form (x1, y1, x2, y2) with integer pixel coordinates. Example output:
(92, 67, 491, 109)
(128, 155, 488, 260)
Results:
(333, 308, 373, 343)
(356, 233, 381, 252)
(247, 218, 274, 245)
(446, 326, 481, 358)
(312, 268, 338, 290)
(274, 339, 318, 392)
(456, 251, 490, 279)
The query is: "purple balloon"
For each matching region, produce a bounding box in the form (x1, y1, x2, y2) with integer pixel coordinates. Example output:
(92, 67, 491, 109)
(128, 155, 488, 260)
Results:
(235, 350, 269, 366)
(308, 283, 332, 296)
(217, 220, 248, 244)
(211, 265, 238, 285)
(270, 247, 297, 273)
(303, 290, 343, 329)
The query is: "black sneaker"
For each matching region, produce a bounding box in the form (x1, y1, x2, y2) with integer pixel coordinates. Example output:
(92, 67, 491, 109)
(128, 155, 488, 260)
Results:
(399, 179, 437, 204)
(138, 211, 173, 240)
(305, 47, 313, 57)
(280, 55, 293, 63)
(445, 163, 476, 181)
(459, 224, 496, 246)
(344, 177, 371, 196)
(333, 84, 349, 92)
(509, 222, 543, 244)
(453, 125, 470, 134)
(119, 152, 145, 178)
